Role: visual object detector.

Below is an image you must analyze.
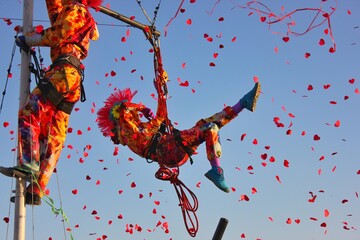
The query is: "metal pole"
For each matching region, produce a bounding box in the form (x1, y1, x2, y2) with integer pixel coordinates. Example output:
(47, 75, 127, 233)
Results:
(14, 0, 33, 239)
(212, 217, 229, 240)
(95, 6, 161, 37)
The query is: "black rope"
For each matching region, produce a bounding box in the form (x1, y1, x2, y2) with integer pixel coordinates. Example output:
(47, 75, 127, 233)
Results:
(0, 36, 18, 115)
(135, 0, 162, 26)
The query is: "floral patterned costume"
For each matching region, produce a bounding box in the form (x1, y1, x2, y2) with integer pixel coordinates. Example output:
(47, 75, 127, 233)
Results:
(97, 89, 237, 168)
(17, 0, 99, 198)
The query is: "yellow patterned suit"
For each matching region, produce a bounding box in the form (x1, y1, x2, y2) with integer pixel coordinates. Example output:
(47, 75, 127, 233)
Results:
(19, 0, 99, 198)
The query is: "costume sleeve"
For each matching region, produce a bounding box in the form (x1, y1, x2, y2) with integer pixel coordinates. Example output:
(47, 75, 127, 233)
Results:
(45, 0, 63, 25)
(155, 94, 167, 121)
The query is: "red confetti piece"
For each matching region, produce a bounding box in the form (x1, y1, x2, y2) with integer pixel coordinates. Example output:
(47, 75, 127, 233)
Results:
(113, 146, 118, 156)
(35, 25, 43, 33)
(348, 78, 355, 84)
(240, 194, 250, 201)
(252, 138, 258, 145)
(241, 233, 246, 238)
(324, 209, 330, 217)
(218, 17, 224, 21)
(313, 134, 320, 141)
(231, 36, 237, 42)
(275, 175, 281, 183)
(305, 52, 311, 58)
(3, 217, 9, 223)
(3, 122, 9, 127)
(196, 182, 201, 188)
(282, 36, 290, 42)
(319, 38, 325, 46)
(295, 219, 301, 224)
(186, 19, 192, 25)
(323, 84, 331, 89)
(179, 80, 189, 87)
(307, 84, 313, 91)
(334, 120, 340, 127)
(284, 159, 290, 168)
(251, 187, 257, 194)
(320, 222, 327, 228)
(286, 218, 292, 224)
(154, 201, 160, 205)
(209, 62, 216, 67)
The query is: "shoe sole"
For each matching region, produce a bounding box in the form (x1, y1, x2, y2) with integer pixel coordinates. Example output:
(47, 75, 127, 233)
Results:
(249, 82, 261, 112)
(0, 166, 34, 182)
(204, 172, 230, 193)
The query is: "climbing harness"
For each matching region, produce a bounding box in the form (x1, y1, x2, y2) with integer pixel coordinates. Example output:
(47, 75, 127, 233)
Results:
(29, 50, 86, 114)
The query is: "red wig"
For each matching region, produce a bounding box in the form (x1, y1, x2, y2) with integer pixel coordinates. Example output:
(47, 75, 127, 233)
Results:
(97, 88, 138, 137)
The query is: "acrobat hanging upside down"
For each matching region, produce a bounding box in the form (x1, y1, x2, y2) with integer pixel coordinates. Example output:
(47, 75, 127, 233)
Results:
(97, 82, 261, 193)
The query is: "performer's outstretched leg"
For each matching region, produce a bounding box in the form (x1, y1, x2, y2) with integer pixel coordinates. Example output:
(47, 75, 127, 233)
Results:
(204, 82, 261, 193)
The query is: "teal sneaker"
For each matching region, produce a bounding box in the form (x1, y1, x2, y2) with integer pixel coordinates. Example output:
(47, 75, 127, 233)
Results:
(205, 166, 230, 193)
(239, 82, 261, 112)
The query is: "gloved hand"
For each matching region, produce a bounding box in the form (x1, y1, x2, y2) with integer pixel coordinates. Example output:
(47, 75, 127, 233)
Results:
(141, 107, 155, 119)
(15, 35, 30, 52)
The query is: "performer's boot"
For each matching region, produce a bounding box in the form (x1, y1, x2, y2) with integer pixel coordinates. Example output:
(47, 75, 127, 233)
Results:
(232, 82, 261, 113)
(205, 166, 230, 193)
(0, 166, 37, 182)
(10, 192, 41, 206)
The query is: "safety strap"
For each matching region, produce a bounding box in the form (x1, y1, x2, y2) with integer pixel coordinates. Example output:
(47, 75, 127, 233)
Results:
(30, 52, 84, 114)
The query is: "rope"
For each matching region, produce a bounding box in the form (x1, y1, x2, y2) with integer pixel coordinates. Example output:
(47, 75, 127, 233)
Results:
(135, 0, 162, 26)
(0, 35, 18, 115)
(155, 167, 199, 237)
(143, 25, 199, 237)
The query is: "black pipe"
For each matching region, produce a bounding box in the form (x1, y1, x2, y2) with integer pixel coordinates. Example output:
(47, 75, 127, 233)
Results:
(212, 217, 229, 240)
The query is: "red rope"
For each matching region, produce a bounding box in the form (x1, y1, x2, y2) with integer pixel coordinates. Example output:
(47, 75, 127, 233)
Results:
(144, 27, 199, 237)
(155, 167, 199, 237)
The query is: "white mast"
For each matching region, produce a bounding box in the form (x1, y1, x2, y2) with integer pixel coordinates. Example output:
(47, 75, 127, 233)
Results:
(14, 1, 33, 240)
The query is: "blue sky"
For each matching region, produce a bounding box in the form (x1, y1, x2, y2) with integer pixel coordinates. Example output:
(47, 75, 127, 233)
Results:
(0, 0, 359, 239)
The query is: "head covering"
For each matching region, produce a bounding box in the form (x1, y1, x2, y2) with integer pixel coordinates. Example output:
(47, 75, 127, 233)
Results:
(81, 0, 103, 9)
(97, 88, 138, 137)
(62, 0, 103, 9)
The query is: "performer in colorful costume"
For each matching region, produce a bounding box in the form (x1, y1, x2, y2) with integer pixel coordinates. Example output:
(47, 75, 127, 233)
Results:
(0, 0, 101, 205)
(97, 82, 261, 193)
